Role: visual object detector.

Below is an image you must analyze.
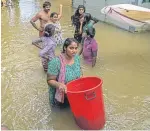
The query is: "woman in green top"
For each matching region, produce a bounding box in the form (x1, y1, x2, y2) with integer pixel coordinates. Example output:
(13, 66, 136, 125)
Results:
(47, 38, 82, 108)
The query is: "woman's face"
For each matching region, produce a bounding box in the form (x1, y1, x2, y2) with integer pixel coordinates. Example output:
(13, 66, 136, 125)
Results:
(79, 8, 84, 15)
(65, 42, 78, 57)
(51, 14, 58, 23)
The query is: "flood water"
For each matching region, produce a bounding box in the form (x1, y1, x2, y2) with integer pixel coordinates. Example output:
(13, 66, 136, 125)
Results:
(1, 0, 150, 130)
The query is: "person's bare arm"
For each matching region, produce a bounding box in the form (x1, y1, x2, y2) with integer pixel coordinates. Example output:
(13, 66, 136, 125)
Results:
(79, 23, 83, 34)
(57, 4, 63, 20)
(92, 51, 97, 67)
(92, 57, 96, 67)
(32, 38, 43, 49)
(30, 13, 43, 31)
(47, 73, 67, 92)
(32, 38, 42, 45)
(79, 36, 86, 55)
(79, 44, 83, 56)
(47, 74, 59, 88)
(79, 17, 84, 34)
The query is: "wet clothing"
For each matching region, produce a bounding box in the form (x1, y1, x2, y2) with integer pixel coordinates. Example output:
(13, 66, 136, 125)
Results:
(41, 58, 49, 72)
(71, 15, 85, 43)
(83, 20, 95, 34)
(82, 37, 98, 64)
(48, 54, 81, 108)
(40, 37, 56, 72)
(45, 21, 63, 45)
(81, 20, 96, 45)
(74, 28, 83, 43)
(53, 21, 63, 45)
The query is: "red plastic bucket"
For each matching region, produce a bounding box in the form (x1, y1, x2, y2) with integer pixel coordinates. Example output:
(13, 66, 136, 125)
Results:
(66, 77, 105, 130)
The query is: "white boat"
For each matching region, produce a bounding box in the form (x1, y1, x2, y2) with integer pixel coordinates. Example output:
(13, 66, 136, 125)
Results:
(101, 4, 150, 32)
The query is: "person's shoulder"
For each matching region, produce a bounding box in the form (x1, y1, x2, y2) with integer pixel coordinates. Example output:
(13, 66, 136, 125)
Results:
(89, 20, 95, 26)
(43, 37, 56, 46)
(33, 12, 41, 19)
(75, 54, 80, 61)
(92, 38, 97, 44)
(49, 56, 60, 65)
(53, 56, 60, 62)
(48, 56, 60, 74)
(92, 38, 96, 42)
(38, 10, 44, 16)
(50, 37, 56, 44)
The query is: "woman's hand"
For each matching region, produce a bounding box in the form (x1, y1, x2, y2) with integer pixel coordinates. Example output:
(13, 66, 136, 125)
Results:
(58, 83, 67, 93)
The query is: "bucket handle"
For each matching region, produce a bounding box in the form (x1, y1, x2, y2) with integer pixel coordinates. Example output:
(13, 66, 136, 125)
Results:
(85, 92, 96, 101)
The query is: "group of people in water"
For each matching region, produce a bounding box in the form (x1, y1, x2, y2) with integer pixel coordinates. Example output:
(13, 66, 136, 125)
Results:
(30, 1, 99, 108)
(1, 1, 100, 130)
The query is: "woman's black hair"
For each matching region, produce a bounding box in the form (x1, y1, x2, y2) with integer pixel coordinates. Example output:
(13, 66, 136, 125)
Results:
(44, 24, 55, 37)
(43, 1, 51, 8)
(75, 5, 85, 16)
(50, 12, 58, 18)
(86, 27, 96, 38)
(62, 38, 79, 53)
(83, 13, 99, 24)
(84, 13, 92, 23)
(71, 5, 86, 26)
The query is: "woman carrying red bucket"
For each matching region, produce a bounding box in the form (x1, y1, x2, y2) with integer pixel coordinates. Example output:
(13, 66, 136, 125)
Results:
(47, 38, 105, 130)
(47, 38, 82, 108)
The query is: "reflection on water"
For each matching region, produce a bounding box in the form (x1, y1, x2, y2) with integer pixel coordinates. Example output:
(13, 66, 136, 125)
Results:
(7, 6, 15, 26)
(19, 0, 40, 22)
(1, 0, 150, 130)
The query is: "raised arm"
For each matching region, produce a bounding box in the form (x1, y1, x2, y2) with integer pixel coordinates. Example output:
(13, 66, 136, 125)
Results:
(57, 4, 63, 20)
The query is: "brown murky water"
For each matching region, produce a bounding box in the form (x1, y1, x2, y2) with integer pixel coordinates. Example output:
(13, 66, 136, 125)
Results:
(1, 0, 150, 130)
